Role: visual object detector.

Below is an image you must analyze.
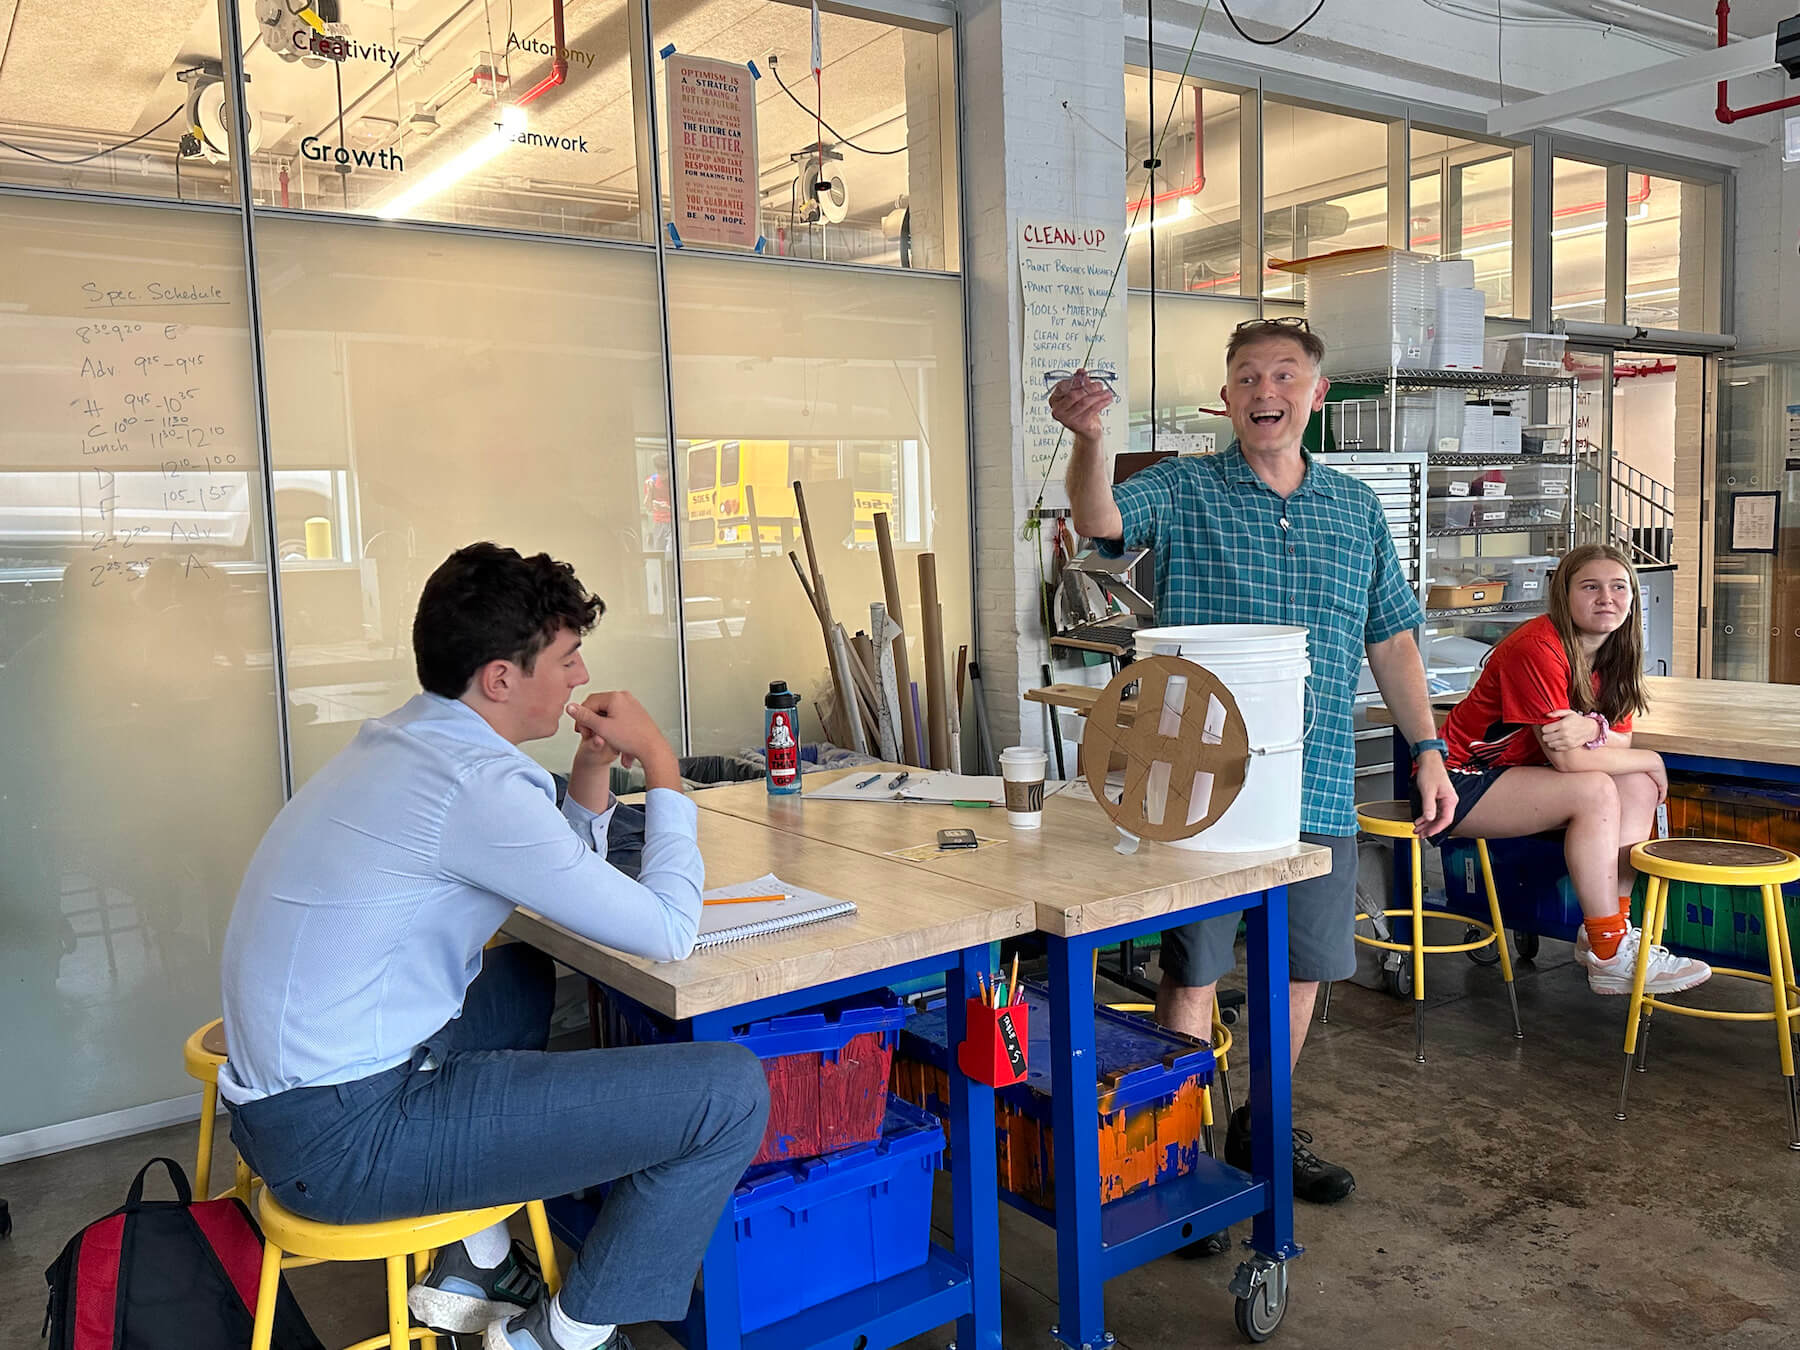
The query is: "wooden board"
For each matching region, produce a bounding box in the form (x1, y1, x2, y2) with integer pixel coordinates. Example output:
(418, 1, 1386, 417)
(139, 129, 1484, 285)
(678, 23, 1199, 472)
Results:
(690, 769, 1332, 938)
(1360, 676, 1800, 768)
(502, 808, 1033, 1020)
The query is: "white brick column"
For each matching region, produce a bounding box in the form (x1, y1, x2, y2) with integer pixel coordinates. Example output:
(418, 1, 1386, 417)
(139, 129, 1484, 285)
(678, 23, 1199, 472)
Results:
(961, 0, 1125, 754)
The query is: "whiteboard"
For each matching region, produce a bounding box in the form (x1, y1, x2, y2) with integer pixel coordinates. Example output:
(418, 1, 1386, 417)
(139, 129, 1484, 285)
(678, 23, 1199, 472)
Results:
(0, 194, 284, 1140)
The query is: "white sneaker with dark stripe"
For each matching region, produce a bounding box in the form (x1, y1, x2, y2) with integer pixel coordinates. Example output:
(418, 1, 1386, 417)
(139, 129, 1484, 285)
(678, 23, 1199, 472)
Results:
(1586, 927, 1711, 996)
(407, 1239, 545, 1334)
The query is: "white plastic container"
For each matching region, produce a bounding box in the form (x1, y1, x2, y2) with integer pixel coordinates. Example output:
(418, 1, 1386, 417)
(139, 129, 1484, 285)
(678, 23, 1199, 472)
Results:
(1290, 248, 1436, 373)
(1130, 625, 1310, 852)
(1432, 287, 1487, 369)
(1493, 332, 1567, 373)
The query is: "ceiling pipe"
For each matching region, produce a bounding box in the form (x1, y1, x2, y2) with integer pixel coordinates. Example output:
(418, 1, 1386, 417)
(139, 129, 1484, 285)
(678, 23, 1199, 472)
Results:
(516, 0, 569, 106)
(1128, 86, 1204, 213)
(1716, 0, 1800, 124)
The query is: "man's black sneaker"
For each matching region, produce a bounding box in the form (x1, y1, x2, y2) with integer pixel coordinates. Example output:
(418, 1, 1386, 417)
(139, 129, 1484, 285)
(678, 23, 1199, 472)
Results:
(407, 1238, 545, 1334)
(1221, 1105, 1356, 1205)
(483, 1299, 635, 1350)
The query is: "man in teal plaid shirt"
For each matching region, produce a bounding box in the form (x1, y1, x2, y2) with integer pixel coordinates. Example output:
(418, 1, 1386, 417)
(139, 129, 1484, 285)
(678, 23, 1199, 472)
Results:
(1052, 319, 1454, 1227)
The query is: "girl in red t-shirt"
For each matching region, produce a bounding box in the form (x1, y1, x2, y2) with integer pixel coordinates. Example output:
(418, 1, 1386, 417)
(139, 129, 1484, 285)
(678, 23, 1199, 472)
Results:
(1426, 543, 1709, 997)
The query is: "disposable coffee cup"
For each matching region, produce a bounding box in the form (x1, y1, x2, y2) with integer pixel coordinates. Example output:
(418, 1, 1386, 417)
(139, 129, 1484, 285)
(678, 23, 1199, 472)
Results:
(999, 746, 1049, 829)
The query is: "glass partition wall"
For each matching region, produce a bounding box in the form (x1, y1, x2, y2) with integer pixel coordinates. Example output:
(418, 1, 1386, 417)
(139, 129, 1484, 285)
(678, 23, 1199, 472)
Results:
(0, 0, 966, 1146)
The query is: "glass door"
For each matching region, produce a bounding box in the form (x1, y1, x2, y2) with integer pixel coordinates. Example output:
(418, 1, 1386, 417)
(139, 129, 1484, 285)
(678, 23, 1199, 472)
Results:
(1714, 355, 1799, 682)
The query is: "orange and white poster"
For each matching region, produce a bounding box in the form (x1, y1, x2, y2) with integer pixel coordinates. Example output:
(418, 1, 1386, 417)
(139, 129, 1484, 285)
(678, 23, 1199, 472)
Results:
(665, 52, 760, 249)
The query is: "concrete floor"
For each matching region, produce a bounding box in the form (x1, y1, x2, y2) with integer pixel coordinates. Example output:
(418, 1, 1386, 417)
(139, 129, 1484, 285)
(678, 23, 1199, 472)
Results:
(5, 938, 1798, 1350)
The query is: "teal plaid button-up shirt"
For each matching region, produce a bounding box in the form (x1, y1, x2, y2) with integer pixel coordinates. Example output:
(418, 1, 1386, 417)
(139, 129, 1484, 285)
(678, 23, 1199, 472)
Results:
(1103, 445, 1422, 835)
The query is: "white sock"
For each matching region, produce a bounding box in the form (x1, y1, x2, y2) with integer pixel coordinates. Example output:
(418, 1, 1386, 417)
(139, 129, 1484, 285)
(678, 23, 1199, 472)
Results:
(460, 1220, 512, 1269)
(547, 1293, 615, 1350)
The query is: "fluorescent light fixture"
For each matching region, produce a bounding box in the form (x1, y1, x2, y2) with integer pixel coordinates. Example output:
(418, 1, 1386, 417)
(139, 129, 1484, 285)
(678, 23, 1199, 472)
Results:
(373, 105, 527, 220)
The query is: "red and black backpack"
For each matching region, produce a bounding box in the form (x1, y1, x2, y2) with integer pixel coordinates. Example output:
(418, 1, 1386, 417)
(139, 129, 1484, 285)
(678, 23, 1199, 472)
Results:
(43, 1157, 321, 1350)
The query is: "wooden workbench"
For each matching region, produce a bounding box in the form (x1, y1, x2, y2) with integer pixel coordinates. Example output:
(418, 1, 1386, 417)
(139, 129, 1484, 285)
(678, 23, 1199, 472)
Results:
(691, 773, 1328, 936)
(691, 769, 1329, 1348)
(1361, 675, 1800, 770)
(504, 808, 1031, 1021)
(503, 807, 1029, 1350)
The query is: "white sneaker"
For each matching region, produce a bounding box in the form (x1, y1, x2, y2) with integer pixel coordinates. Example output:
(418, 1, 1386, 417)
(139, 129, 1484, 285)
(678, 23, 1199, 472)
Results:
(1586, 927, 1711, 996)
(1573, 927, 1592, 968)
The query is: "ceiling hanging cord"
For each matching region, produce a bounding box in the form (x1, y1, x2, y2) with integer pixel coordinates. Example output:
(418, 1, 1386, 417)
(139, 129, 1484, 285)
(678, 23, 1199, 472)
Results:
(1146, 0, 1160, 458)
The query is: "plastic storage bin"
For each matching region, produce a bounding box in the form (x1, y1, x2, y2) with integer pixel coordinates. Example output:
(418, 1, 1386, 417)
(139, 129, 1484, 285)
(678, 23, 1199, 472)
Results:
(891, 985, 1213, 1209)
(1656, 781, 1800, 965)
(1490, 332, 1567, 373)
(597, 987, 909, 1165)
(732, 1096, 944, 1332)
(1279, 246, 1436, 373)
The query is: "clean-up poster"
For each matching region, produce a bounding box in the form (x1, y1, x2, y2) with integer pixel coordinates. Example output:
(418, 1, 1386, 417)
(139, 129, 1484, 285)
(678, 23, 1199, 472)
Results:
(666, 52, 760, 248)
(1019, 219, 1127, 510)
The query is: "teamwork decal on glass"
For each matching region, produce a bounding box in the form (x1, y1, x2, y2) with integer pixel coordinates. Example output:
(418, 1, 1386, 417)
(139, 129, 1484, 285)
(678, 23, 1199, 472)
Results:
(1019, 220, 1127, 509)
(664, 50, 761, 249)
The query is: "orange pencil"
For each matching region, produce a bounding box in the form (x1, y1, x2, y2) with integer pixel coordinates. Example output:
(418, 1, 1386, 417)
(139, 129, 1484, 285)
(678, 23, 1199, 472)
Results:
(1006, 952, 1020, 1007)
(703, 893, 791, 907)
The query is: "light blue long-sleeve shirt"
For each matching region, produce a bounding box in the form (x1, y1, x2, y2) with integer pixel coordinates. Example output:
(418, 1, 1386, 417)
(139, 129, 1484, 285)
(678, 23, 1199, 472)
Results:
(217, 693, 703, 1105)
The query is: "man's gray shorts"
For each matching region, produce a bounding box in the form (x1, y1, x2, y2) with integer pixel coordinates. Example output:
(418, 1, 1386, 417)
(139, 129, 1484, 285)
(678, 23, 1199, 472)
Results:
(1159, 833, 1356, 987)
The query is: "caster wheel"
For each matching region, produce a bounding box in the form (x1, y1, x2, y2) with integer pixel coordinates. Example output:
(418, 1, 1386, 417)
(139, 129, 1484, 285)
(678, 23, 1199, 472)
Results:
(1466, 925, 1501, 967)
(1514, 930, 1540, 961)
(1234, 1263, 1288, 1342)
(1220, 1006, 1239, 1026)
(1383, 961, 1414, 998)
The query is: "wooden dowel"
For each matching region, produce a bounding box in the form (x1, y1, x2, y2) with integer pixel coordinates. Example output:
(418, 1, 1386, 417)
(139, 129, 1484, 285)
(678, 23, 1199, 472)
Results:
(874, 512, 921, 767)
(918, 553, 951, 770)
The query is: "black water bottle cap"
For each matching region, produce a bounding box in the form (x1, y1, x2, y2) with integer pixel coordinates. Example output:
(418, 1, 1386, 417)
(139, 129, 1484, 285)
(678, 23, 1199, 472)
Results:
(768, 680, 788, 695)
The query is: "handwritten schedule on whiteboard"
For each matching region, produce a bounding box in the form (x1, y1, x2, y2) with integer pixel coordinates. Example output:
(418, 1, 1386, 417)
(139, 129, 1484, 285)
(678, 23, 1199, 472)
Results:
(1018, 220, 1127, 511)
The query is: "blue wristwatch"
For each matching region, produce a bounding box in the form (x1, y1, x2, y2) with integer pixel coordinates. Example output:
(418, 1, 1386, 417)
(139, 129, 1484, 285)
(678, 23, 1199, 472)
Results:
(1411, 737, 1448, 761)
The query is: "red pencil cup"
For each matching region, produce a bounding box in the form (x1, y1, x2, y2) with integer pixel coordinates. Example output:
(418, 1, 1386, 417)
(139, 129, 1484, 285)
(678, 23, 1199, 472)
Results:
(957, 997, 1030, 1088)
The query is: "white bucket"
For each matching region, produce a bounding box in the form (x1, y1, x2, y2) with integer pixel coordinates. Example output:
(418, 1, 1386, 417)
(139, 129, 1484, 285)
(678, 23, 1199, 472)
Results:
(1129, 624, 1310, 852)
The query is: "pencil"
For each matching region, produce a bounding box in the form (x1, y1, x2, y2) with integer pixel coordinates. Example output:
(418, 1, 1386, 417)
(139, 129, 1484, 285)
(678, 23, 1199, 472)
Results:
(1006, 952, 1020, 1007)
(978, 972, 990, 1005)
(703, 893, 791, 906)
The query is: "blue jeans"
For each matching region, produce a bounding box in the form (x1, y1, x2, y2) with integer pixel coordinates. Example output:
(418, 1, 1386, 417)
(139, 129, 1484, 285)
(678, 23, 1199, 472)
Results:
(228, 944, 770, 1324)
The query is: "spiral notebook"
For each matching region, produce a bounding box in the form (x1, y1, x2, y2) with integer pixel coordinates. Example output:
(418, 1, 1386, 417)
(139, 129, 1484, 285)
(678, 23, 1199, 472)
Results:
(695, 873, 857, 949)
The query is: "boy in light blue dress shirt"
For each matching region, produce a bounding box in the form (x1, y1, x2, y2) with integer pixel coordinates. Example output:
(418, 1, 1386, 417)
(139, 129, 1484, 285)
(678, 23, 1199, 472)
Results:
(219, 542, 768, 1350)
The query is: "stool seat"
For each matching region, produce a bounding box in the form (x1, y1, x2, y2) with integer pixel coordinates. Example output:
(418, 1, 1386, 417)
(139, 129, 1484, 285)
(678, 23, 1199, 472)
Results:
(184, 1019, 228, 1083)
(1356, 801, 1415, 838)
(256, 1192, 525, 1263)
(1618, 838, 1800, 1151)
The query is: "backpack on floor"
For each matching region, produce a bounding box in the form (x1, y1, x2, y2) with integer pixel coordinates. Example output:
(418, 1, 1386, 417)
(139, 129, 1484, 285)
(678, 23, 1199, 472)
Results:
(43, 1157, 323, 1350)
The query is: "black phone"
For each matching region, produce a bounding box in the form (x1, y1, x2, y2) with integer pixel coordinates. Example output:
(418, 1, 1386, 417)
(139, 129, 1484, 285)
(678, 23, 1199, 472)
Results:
(936, 827, 979, 850)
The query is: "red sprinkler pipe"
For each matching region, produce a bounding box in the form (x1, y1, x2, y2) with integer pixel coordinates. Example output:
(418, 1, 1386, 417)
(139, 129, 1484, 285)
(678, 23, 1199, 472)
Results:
(1716, 0, 1800, 124)
(517, 0, 569, 106)
(1128, 86, 1205, 213)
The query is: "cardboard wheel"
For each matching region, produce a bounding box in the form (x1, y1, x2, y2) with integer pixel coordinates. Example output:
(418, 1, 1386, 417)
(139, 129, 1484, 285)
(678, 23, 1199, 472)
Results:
(1084, 655, 1251, 842)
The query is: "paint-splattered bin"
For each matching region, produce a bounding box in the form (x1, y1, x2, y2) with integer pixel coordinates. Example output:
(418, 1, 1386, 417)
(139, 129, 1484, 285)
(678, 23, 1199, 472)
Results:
(891, 985, 1213, 1210)
(597, 987, 908, 1166)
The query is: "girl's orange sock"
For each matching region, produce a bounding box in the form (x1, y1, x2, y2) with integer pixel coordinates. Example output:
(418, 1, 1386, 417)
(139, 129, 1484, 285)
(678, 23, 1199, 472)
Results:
(1585, 913, 1629, 962)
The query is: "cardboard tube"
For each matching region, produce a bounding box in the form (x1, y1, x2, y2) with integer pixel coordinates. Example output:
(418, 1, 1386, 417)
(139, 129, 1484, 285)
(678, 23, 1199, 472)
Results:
(918, 553, 951, 770)
(793, 481, 855, 745)
(874, 512, 921, 767)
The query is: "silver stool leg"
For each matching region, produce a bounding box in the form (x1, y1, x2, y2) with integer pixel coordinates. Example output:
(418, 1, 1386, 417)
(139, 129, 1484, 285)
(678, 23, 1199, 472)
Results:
(1414, 1003, 1426, 1065)
(1786, 1074, 1800, 1152)
(1319, 981, 1332, 1024)
(1614, 1051, 1635, 1121)
(1634, 1018, 1653, 1073)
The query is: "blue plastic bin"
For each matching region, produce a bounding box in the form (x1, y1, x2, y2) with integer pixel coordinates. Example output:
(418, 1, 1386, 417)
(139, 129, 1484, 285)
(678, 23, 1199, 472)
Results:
(732, 1095, 945, 1332)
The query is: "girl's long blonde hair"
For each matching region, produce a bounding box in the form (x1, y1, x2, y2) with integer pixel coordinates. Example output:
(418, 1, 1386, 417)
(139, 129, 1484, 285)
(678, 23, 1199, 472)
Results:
(1545, 543, 1648, 724)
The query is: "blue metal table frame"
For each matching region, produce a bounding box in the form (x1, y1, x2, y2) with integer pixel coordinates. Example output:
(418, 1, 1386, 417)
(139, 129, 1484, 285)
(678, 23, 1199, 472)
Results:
(551, 943, 1004, 1350)
(1039, 885, 1300, 1350)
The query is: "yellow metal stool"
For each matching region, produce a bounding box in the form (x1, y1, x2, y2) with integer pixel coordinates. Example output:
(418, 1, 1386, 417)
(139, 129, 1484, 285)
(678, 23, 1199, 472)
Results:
(1342, 801, 1524, 1063)
(248, 1192, 562, 1350)
(182, 1020, 255, 1203)
(1616, 838, 1800, 1149)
